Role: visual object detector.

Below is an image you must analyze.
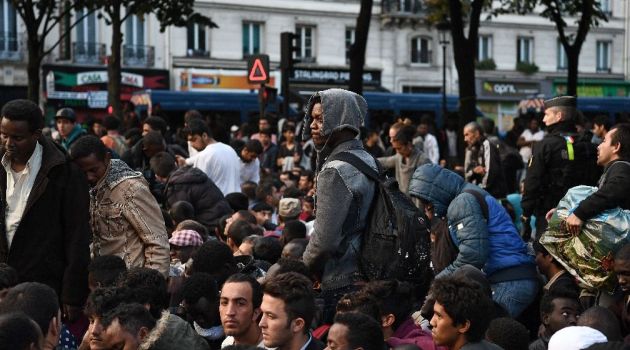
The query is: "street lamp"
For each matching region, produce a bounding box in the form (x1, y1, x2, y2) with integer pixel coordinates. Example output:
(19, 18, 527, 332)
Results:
(436, 19, 451, 122)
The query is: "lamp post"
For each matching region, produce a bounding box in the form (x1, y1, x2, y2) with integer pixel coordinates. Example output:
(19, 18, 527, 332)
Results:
(436, 19, 451, 122)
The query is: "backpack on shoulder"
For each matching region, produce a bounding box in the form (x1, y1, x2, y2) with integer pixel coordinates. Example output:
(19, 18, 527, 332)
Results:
(328, 152, 433, 294)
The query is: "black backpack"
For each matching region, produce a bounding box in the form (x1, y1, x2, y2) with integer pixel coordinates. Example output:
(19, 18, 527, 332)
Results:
(328, 152, 433, 293)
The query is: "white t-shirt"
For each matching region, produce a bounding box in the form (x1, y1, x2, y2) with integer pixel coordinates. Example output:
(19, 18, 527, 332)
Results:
(187, 142, 241, 195)
(241, 158, 260, 184)
(424, 133, 440, 164)
(519, 129, 545, 163)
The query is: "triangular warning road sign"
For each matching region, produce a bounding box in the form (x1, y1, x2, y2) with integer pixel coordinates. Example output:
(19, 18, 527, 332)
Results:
(249, 58, 268, 82)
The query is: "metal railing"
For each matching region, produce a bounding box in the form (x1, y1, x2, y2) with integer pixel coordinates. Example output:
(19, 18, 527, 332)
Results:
(72, 42, 106, 64)
(382, 0, 424, 15)
(123, 44, 155, 67)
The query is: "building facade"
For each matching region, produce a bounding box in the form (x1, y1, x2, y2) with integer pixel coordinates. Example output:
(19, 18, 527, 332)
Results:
(0, 0, 626, 127)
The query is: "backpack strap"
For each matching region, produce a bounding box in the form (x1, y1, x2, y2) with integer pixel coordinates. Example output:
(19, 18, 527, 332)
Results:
(462, 189, 489, 221)
(327, 151, 380, 182)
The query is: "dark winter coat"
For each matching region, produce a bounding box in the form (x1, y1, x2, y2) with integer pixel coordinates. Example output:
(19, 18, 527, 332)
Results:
(0, 136, 91, 306)
(573, 159, 630, 221)
(165, 167, 232, 230)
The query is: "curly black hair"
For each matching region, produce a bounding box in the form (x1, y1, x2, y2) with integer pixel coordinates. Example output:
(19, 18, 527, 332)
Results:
(485, 317, 530, 350)
(191, 240, 237, 286)
(88, 255, 127, 288)
(429, 275, 494, 343)
(361, 280, 415, 331)
(335, 291, 381, 322)
(333, 312, 384, 350)
(117, 268, 168, 319)
(539, 287, 579, 320)
(181, 273, 219, 305)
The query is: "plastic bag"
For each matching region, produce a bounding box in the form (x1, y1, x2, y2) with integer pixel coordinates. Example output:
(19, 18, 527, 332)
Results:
(540, 185, 630, 291)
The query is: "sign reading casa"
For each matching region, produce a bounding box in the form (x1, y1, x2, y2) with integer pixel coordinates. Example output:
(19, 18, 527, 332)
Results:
(76, 71, 144, 88)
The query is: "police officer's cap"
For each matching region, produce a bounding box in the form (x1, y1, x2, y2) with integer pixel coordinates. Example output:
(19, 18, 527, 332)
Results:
(543, 96, 577, 109)
(55, 107, 76, 121)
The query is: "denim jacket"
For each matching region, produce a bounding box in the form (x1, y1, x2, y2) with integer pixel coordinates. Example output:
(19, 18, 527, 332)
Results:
(303, 139, 376, 291)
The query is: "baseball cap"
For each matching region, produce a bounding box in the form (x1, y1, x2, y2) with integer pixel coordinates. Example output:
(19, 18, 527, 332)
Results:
(55, 107, 76, 121)
(169, 229, 203, 247)
(279, 198, 301, 218)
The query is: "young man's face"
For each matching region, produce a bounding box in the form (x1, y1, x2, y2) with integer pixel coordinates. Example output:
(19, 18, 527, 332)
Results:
(614, 258, 630, 294)
(102, 318, 144, 350)
(87, 315, 108, 350)
(170, 245, 194, 264)
(597, 128, 619, 167)
(543, 107, 562, 127)
(544, 298, 580, 335)
(310, 103, 325, 147)
(220, 282, 261, 338)
(298, 176, 312, 192)
(430, 301, 466, 348)
(259, 294, 300, 348)
(74, 153, 110, 187)
(254, 210, 272, 225)
(0, 118, 41, 165)
(241, 148, 258, 163)
(56, 118, 75, 138)
(326, 323, 351, 350)
(187, 134, 207, 152)
(534, 252, 552, 276)
(259, 133, 271, 147)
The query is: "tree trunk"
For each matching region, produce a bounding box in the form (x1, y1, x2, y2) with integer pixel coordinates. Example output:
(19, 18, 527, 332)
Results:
(26, 36, 41, 104)
(566, 47, 579, 97)
(108, 2, 123, 119)
(349, 0, 373, 95)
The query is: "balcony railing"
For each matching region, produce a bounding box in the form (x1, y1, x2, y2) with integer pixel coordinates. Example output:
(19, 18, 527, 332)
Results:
(73, 42, 106, 64)
(382, 0, 424, 15)
(186, 48, 210, 58)
(123, 44, 155, 67)
(0, 32, 23, 61)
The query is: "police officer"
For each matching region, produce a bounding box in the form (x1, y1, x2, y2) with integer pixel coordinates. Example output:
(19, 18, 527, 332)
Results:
(521, 96, 599, 239)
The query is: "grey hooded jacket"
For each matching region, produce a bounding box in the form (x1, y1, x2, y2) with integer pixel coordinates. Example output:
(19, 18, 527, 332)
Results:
(302, 89, 377, 291)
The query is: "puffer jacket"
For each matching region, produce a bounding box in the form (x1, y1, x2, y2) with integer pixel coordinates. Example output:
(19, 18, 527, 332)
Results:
(408, 164, 535, 279)
(302, 89, 376, 291)
(165, 167, 232, 230)
(90, 159, 170, 277)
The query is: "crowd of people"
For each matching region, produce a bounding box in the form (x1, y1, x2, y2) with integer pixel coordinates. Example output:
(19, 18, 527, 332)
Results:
(0, 89, 628, 350)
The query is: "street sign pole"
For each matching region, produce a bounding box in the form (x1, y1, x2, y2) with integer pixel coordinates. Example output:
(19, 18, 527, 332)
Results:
(259, 83, 266, 121)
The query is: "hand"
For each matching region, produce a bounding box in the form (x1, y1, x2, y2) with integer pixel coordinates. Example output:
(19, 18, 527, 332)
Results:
(546, 208, 556, 221)
(473, 166, 486, 175)
(63, 304, 82, 323)
(565, 213, 583, 236)
(175, 155, 187, 167)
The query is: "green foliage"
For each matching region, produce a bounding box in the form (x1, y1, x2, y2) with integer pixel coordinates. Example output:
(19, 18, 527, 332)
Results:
(90, 0, 217, 31)
(516, 61, 539, 75)
(475, 58, 496, 70)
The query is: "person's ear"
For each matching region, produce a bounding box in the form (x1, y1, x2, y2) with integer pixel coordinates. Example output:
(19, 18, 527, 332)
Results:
(457, 320, 471, 335)
(291, 317, 305, 334)
(381, 313, 395, 329)
(137, 326, 150, 341)
(542, 312, 550, 326)
(612, 141, 621, 155)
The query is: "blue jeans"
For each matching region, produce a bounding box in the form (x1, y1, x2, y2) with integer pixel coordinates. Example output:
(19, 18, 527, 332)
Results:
(491, 278, 539, 318)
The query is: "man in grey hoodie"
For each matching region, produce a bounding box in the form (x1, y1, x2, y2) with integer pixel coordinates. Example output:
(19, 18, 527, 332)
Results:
(301, 89, 377, 323)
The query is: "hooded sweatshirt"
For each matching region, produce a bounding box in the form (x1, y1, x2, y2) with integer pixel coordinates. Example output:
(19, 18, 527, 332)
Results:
(302, 89, 377, 290)
(408, 164, 535, 279)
